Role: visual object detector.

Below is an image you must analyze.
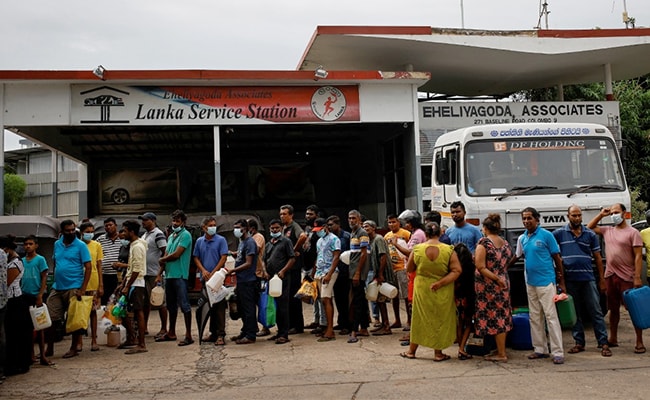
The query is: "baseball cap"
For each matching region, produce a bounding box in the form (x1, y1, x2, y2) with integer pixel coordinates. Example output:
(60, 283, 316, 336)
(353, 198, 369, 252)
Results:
(312, 218, 326, 232)
(138, 212, 157, 221)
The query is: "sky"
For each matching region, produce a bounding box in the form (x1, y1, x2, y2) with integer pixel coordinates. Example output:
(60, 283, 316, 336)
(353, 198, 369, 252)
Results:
(2, 0, 649, 148)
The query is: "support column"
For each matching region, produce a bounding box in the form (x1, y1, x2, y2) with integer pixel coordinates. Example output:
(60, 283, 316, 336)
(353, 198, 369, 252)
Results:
(78, 163, 88, 219)
(604, 63, 614, 101)
(556, 84, 564, 101)
(213, 126, 222, 216)
(51, 150, 58, 218)
(411, 84, 423, 214)
(0, 85, 4, 216)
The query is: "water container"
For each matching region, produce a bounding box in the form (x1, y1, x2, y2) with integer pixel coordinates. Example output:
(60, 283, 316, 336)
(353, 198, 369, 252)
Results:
(340, 250, 351, 265)
(150, 285, 165, 307)
(206, 268, 227, 291)
(29, 304, 52, 331)
(556, 294, 577, 329)
(269, 275, 282, 297)
(624, 286, 650, 329)
(96, 317, 112, 346)
(378, 282, 399, 299)
(366, 281, 379, 301)
(508, 313, 533, 350)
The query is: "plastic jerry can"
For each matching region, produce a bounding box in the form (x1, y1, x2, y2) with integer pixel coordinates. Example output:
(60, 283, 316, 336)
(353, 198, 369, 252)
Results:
(366, 281, 379, 301)
(378, 282, 399, 299)
(29, 304, 52, 331)
(556, 294, 577, 329)
(269, 275, 282, 297)
(206, 268, 227, 291)
(507, 313, 533, 350)
(624, 286, 650, 330)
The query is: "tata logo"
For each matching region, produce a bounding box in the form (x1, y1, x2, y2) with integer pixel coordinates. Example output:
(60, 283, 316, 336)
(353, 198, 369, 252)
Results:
(542, 215, 566, 224)
(80, 86, 130, 124)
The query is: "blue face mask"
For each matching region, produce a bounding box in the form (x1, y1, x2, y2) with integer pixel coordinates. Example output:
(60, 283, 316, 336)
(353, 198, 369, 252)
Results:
(270, 231, 281, 239)
(82, 233, 93, 242)
(172, 226, 182, 233)
(206, 226, 217, 236)
(316, 230, 326, 238)
(120, 239, 130, 247)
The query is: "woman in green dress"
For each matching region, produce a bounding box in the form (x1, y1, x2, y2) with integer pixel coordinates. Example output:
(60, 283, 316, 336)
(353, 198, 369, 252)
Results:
(400, 222, 461, 362)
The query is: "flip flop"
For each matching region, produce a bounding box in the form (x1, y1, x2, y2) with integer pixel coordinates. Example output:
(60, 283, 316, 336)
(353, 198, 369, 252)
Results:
(458, 352, 473, 360)
(568, 345, 585, 354)
(178, 338, 195, 346)
(317, 336, 336, 342)
(433, 354, 451, 362)
(91, 345, 100, 352)
(215, 337, 226, 346)
(154, 334, 177, 342)
(372, 330, 393, 336)
(125, 347, 148, 354)
(39, 359, 56, 366)
(62, 350, 78, 359)
(634, 346, 646, 354)
(400, 352, 416, 359)
(601, 346, 612, 357)
(347, 336, 359, 343)
(527, 352, 550, 360)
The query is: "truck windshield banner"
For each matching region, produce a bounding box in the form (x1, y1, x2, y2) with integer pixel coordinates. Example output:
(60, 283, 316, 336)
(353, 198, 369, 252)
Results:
(71, 85, 360, 125)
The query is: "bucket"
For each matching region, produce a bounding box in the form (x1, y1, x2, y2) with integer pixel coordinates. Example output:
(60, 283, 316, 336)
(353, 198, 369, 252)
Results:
(29, 304, 52, 331)
(269, 275, 282, 297)
(378, 282, 398, 299)
(107, 330, 121, 347)
(556, 294, 577, 329)
(366, 281, 379, 301)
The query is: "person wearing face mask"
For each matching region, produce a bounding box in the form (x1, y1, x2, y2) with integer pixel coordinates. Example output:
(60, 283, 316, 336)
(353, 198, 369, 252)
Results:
(45, 220, 92, 359)
(228, 219, 259, 344)
(588, 203, 645, 354)
(192, 216, 229, 345)
(157, 210, 194, 346)
(553, 205, 610, 357)
(310, 218, 340, 342)
(78, 221, 104, 352)
(263, 219, 296, 344)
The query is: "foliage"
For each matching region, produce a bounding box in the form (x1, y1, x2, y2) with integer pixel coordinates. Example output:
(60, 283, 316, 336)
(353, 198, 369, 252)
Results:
(630, 187, 648, 223)
(4, 173, 27, 214)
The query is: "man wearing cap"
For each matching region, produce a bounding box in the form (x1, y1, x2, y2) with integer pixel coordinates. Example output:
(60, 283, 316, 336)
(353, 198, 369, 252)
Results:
(311, 218, 340, 342)
(138, 212, 169, 340)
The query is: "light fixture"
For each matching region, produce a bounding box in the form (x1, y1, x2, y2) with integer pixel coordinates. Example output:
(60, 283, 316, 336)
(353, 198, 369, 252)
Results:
(314, 65, 328, 80)
(92, 65, 106, 80)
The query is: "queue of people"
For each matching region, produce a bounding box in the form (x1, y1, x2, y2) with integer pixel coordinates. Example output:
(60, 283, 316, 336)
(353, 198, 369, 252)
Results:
(1, 201, 648, 385)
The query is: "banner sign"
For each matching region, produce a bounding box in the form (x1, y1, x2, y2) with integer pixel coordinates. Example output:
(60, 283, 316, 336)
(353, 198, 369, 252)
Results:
(71, 85, 360, 125)
(419, 101, 619, 130)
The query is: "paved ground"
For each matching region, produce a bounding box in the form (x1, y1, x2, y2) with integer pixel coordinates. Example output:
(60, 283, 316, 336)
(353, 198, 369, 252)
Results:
(2, 303, 649, 400)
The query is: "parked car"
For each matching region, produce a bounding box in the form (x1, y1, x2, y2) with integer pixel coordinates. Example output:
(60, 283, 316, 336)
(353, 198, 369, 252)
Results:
(101, 168, 178, 205)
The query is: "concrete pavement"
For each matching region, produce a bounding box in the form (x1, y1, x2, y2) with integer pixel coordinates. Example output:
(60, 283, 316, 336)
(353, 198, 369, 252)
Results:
(2, 303, 650, 400)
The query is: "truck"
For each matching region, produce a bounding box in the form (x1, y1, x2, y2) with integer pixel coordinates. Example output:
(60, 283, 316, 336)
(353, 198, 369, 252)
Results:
(430, 123, 630, 306)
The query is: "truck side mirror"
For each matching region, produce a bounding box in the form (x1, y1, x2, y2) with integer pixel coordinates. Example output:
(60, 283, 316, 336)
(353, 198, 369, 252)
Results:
(435, 157, 450, 184)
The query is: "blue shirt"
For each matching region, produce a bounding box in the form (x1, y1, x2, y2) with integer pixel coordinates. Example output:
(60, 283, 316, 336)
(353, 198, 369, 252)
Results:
(315, 233, 341, 277)
(235, 236, 258, 283)
(53, 237, 92, 291)
(21, 254, 49, 296)
(516, 225, 559, 287)
(552, 224, 600, 282)
(446, 223, 482, 253)
(193, 233, 229, 274)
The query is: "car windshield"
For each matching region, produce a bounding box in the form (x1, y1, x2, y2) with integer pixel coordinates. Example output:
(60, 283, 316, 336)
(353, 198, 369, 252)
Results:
(465, 137, 626, 196)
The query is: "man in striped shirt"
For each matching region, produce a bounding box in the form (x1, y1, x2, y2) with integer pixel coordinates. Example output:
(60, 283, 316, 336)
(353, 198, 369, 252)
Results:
(98, 217, 123, 304)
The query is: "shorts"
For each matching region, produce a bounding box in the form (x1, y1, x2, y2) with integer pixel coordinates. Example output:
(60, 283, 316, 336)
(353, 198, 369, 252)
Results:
(395, 269, 408, 300)
(317, 271, 339, 298)
(166, 278, 191, 314)
(128, 286, 148, 312)
(145, 275, 166, 308)
(606, 274, 634, 310)
(46, 288, 78, 322)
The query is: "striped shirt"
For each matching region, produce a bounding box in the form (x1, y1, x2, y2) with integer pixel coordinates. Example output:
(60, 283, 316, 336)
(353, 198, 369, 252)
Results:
(97, 234, 121, 275)
(552, 224, 600, 282)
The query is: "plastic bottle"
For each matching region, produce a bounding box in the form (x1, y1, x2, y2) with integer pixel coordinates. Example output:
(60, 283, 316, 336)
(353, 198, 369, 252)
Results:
(112, 295, 128, 318)
(269, 274, 282, 297)
(108, 293, 117, 305)
(206, 268, 227, 291)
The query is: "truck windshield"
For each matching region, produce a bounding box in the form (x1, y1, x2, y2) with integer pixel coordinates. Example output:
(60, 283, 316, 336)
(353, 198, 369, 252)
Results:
(465, 137, 625, 196)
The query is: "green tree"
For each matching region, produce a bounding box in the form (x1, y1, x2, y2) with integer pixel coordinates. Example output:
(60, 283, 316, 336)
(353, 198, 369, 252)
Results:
(4, 173, 27, 214)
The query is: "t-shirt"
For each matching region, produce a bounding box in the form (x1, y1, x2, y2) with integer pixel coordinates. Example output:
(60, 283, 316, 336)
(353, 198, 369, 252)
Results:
(446, 223, 483, 253)
(165, 228, 193, 280)
(264, 236, 295, 276)
(315, 232, 341, 278)
(252, 232, 266, 275)
(384, 228, 410, 271)
(142, 227, 167, 276)
(21, 254, 49, 296)
(53, 237, 92, 291)
(85, 240, 103, 291)
(408, 229, 426, 249)
(0, 251, 7, 309)
(7, 257, 24, 298)
(235, 236, 258, 283)
(552, 224, 600, 282)
(640, 227, 650, 278)
(349, 227, 370, 280)
(126, 238, 147, 287)
(97, 234, 121, 276)
(600, 225, 643, 282)
(193, 234, 229, 273)
(516, 225, 559, 287)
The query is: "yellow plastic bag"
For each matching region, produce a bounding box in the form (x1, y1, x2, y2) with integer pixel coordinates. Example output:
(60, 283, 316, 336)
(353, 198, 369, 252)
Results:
(294, 279, 318, 304)
(66, 295, 94, 333)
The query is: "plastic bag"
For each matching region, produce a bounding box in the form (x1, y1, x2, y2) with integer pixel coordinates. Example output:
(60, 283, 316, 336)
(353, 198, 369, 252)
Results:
(66, 295, 94, 333)
(294, 279, 318, 304)
(257, 285, 276, 328)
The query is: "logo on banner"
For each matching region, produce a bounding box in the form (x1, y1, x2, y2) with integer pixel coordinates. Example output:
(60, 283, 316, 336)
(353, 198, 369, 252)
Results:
(311, 86, 347, 121)
(80, 86, 130, 124)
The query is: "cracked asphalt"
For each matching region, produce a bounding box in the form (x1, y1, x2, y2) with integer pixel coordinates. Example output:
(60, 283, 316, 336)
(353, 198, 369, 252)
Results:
(2, 303, 649, 399)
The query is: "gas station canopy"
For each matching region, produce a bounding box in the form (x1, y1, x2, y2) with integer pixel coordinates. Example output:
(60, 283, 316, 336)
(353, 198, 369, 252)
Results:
(297, 26, 650, 96)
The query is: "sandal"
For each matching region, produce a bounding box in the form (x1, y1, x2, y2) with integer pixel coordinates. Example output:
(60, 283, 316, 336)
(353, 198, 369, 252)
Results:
(399, 352, 416, 359)
(552, 356, 565, 365)
(117, 342, 137, 349)
(458, 351, 473, 360)
(568, 344, 585, 354)
(317, 336, 336, 342)
(154, 334, 177, 342)
(347, 336, 359, 344)
(484, 355, 508, 363)
(527, 352, 550, 360)
(125, 347, 148, 354)
(601, 345, 612, 357)
(215, 337, 226, 346)
(275, 337, 290, 344)
(235, 337, 255, 345)
(433, 354, 451, 362)
(635, 345, 646, 354)
(177, 338, 195, 346)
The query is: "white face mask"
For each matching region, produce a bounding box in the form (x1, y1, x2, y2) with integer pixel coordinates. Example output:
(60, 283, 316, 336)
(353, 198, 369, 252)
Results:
(270, 231, 281, 239)
(233, 228, 243, 238)
(206, 226, 217, 236)
(611, 213, 624, 226)
(120, 239, 130, 247)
